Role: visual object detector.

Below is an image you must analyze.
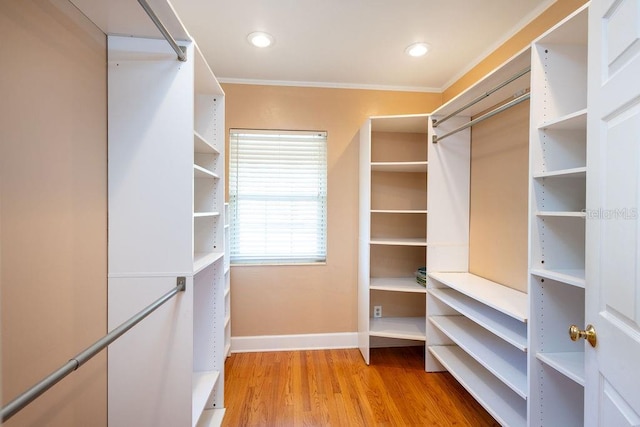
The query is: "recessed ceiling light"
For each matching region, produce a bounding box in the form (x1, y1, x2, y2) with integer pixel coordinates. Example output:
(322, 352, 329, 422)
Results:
(247, 31, 274, 48)
(405, 42, 430, 57)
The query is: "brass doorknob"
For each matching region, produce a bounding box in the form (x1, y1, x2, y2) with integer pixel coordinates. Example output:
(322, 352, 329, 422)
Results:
(569, 324, 597, 348)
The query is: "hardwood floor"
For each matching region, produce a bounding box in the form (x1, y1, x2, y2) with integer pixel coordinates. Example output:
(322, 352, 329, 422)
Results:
(222, 346, 499, 426)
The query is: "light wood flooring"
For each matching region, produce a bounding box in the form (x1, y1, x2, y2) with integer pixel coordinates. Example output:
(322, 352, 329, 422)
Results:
(222, 346, 498, 426)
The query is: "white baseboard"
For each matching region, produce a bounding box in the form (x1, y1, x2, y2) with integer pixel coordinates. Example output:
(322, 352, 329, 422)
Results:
(231, 332, 358, 353)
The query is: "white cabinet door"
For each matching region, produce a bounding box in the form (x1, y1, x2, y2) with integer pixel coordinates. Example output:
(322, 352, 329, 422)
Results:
(586, 0, 640, 425)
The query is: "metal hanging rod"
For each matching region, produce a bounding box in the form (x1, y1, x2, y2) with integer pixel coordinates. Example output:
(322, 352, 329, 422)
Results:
(0, 277, 186, 423)
(432, 92, 530, 144)
(432, 66, 531, 129)
(137, 0, 187, 62)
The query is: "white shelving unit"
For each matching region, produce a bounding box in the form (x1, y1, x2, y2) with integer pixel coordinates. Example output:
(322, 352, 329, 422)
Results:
(358, 114, 430, 365)
(528, 5, 589, 427)
(76, 1, 228, 424)
(428, 272, 528, 424)
(425, 46, 532, 424)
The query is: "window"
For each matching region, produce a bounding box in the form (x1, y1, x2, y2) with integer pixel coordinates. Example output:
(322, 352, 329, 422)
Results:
(229, 129, 327, 264)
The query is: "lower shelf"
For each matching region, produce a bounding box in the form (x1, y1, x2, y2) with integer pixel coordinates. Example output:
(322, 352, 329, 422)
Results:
(536, 351, 585, 386)
(369, 317, 425, 341)
(429, 346, 526, 427)
(196, 408, 226, 427)
(192, 370, 220, 427)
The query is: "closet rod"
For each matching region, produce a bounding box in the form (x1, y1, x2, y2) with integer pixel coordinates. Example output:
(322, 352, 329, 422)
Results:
(432, 66, 530, 128)
(432, 92, 530, 143)
(0, 277, 186, 423)
(137, 0, 187, 62)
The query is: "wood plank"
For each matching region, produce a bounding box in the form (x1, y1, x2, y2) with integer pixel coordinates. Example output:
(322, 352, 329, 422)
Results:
(221, 347, 498, 426)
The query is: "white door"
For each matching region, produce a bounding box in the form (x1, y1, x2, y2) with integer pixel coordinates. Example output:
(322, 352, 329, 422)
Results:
(586, 0, 640, 425)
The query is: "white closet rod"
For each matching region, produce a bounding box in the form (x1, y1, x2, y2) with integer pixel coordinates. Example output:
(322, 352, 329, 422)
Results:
(137, 0, 187, 62)
(432, 67, 530, 129)
(432, 92, 530, 144)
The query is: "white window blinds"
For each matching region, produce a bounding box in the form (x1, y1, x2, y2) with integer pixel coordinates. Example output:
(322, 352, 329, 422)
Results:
(229, 129, 327, 264)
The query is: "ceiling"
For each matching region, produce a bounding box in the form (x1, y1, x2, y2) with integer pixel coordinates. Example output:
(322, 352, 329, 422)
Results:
(169, 0, 554, 92)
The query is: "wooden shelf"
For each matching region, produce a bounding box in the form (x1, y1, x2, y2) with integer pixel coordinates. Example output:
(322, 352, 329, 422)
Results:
(370, 277, 426, 293)
(194, 164, 220, 179)
(429, 288, 527, 351)
(194, 131, 220, 155)
(536, 352, 585, 386)
(429, 346, 527, 427)
(371, 161, 428, 173)
(428, 272, 528, 322)
(530, 268, 585, 288)
(430, 316, 527, 398)
(369, 317, 426, 341)
(194, 252, 224, 274)
(370, 237, 427, 246)
(538, 109, 587, 130)
(192, 370, 220, 427)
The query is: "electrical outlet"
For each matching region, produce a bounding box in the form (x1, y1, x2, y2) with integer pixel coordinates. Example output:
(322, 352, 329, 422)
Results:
(373, 305, 382, 318)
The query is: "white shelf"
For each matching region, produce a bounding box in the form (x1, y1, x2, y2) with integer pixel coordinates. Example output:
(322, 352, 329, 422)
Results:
(536, 352, 585, 386)
(196, 408, 226, 427)
(428, 272, 528, 322)
(429, 346, 527, 427)
(194, 212, 220, 218)
(194, 164, 220, 179)
(538, 108, 587, 130)
(370, 277, 426, 293)
(192, 370, 220, 427)
(369, 317, 426, 341)
(536, 211, 586, 218)
(530, 268, 585, 288)
(533, 167, 586, 179)
(224, 343, 231, 358)
(194, 252, 224, 274)
(430, 316, 527, 399)
(428, 288, 527, 351)
(224, 314, 231, 328)
(371, 209, 428, 214)
(194, 131, 220, 154)
(371, 161, 428, 173)
(370, 237, 427, 246)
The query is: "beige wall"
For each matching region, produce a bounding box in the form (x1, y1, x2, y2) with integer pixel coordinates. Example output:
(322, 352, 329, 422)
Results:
(0, 1, 107, 425)
(469, 101, 530, 292)
(224, 84, 440, 336)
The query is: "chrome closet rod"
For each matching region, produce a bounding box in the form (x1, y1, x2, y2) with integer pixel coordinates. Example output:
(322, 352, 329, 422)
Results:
(137, 0, 187, 62)
(432, 66, 531, 128)
(0, 278, 186, 423)
(432, 92, 530, 143)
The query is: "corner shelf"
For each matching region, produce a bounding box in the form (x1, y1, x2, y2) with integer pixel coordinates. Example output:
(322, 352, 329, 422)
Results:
(358, 115, 430, 366)
(369, 317, 426, 341)
(370, 277, 426, 293)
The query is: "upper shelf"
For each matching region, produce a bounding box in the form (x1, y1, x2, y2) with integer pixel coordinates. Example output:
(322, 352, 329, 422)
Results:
(69, 0, 190, 40)
(370, 114, 430, 133)
(371, 161, 428, 173)
(428, 272, 528, 323)
(432, 47, 531, 119)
